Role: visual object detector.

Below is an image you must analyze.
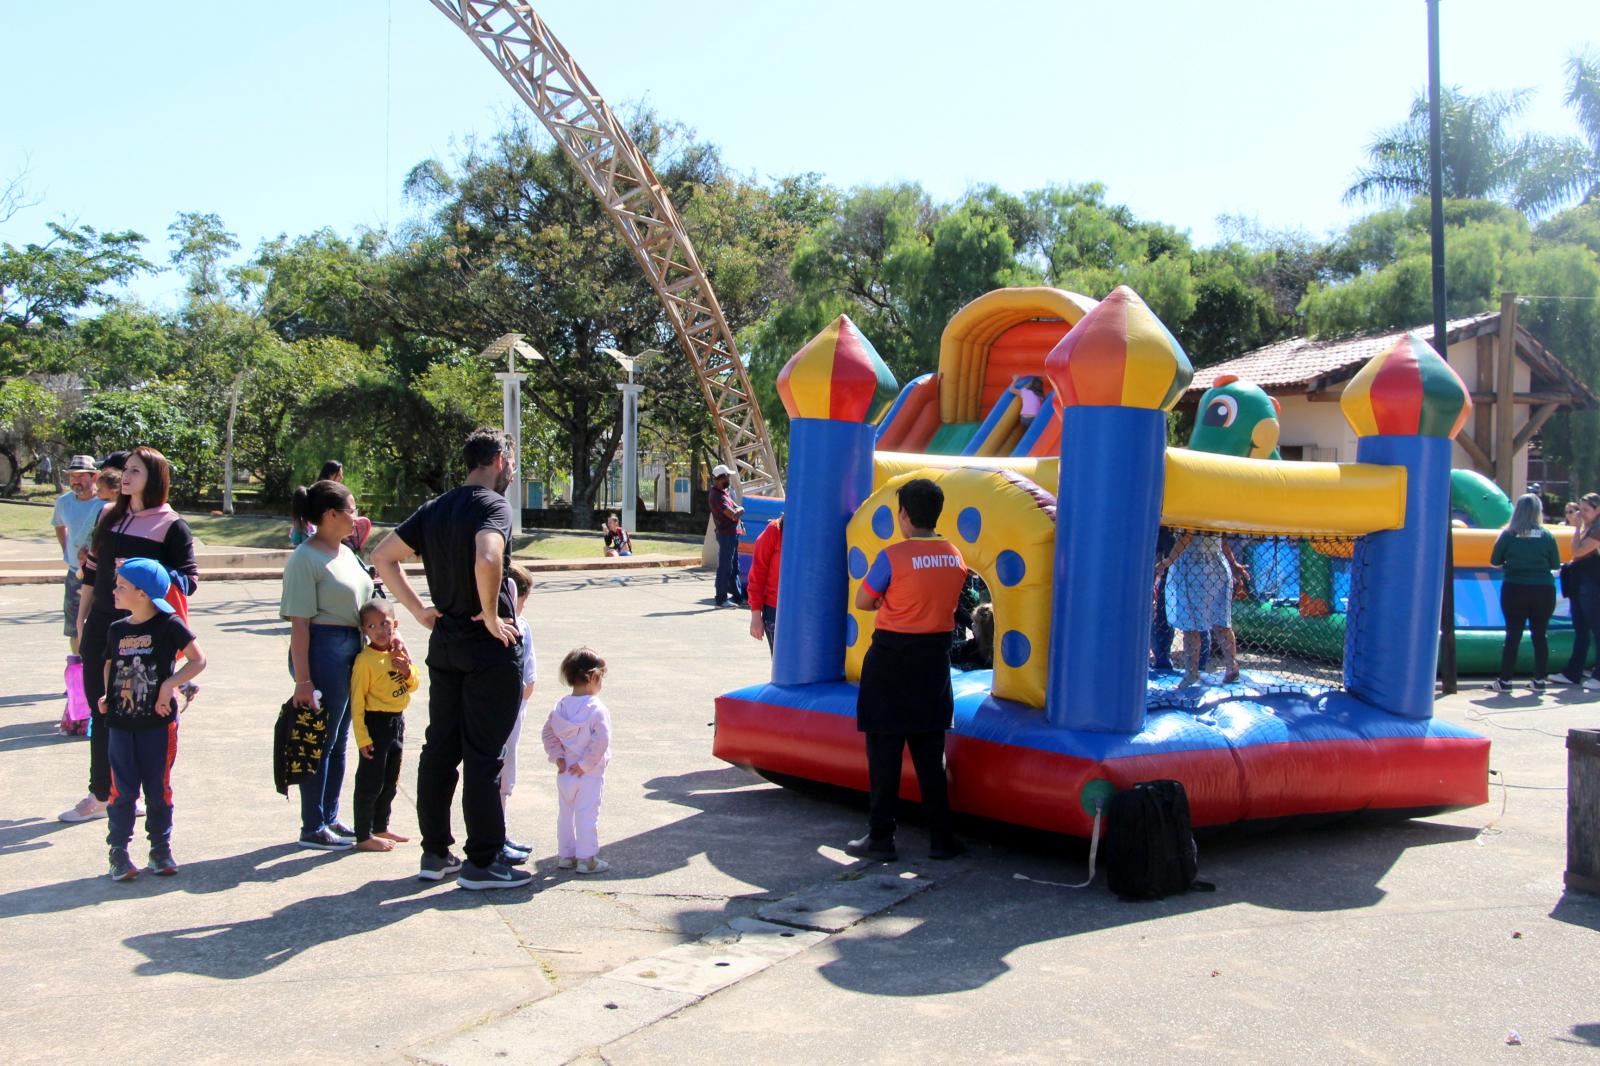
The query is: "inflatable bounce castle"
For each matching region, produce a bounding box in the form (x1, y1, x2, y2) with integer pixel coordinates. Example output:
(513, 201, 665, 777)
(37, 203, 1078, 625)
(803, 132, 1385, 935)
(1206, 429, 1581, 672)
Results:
(715, 286, 1490, 836)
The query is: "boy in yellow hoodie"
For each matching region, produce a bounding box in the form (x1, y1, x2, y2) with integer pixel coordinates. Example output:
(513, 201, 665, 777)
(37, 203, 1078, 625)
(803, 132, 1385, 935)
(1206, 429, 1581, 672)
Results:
(350, 598, 420, 853)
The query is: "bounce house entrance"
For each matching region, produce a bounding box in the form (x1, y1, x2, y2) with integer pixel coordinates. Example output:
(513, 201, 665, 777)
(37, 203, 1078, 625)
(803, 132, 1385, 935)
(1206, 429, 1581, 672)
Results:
(1150, 529, 1357, 708)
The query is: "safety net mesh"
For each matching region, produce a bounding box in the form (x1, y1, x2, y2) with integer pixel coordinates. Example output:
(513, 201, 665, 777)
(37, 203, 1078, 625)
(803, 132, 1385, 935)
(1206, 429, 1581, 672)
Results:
(1149, 529, 1361, 706)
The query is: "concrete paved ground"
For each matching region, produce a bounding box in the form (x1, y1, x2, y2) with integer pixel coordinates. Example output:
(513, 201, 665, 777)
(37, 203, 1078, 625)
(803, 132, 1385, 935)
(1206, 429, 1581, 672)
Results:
(1, 571, 1597, 1065)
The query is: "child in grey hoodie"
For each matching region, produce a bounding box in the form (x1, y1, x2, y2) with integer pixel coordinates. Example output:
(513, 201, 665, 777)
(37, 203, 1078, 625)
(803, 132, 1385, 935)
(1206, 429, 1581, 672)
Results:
(542, 647, 612, 873)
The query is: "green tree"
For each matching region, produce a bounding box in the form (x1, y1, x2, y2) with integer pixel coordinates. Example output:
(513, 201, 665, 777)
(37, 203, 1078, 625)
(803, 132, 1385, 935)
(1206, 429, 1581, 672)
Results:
(62, 390, 215, 502)
(1301, 205, 1532, 336)
(1507, 241, 1600, 488)
(240, 335, 381, 502)
(370, 116, 788, 527)
(746, 183, 1037, 442)
(68, 304, 182, 389)
(1299, 198, 1600, 487)
(169, 212, 281, 513)
(0, 222, 152, 375)
(1344, 87, 1593, 218)
(0, 377, 59, 494)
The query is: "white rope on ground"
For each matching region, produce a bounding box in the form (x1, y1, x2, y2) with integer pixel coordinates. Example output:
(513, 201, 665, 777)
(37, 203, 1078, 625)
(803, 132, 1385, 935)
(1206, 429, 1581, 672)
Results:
(1013, 805, 1103, 889)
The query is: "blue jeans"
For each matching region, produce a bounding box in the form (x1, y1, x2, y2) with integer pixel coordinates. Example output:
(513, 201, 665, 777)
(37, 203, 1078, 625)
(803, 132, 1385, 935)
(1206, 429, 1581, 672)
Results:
(301, 624, 360, 836)
(1563, 579, 1600, 681)
(715, 531, 740, 604)
(107, 722, 177, 849)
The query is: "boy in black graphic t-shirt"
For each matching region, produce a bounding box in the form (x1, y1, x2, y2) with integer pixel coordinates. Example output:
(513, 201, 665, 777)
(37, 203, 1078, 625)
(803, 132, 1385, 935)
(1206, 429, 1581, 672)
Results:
(100, 558, 207, 881)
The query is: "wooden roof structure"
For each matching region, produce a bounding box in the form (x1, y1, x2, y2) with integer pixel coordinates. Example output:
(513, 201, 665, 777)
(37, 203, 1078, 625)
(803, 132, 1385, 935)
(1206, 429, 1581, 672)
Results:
(1183, 313, 1597, 409)
(1181, 310, 1597, 491)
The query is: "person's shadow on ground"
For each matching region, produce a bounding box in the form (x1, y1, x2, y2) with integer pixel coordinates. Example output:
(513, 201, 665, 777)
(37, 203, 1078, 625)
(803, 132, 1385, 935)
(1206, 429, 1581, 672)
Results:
(0, 718, 78, 753)
(811, 815, 1483, 997)
(0, 844, 348, 919)
(123, 872, 543, 980)
(5, 763, 1500, 999)
(0, 816, 79, 856)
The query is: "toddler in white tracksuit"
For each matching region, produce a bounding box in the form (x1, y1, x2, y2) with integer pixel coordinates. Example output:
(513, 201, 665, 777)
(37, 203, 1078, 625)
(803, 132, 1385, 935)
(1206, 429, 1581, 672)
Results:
(542, 647, 612, 874)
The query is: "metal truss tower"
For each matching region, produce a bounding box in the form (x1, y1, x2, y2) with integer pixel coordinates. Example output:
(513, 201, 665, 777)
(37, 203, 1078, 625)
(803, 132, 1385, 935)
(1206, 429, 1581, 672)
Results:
(429, 0, 784, 496)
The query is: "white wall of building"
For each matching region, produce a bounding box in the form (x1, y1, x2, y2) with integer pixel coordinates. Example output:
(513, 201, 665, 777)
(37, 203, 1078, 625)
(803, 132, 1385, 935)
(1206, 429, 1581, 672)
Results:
(1273, 335, 1532, 494)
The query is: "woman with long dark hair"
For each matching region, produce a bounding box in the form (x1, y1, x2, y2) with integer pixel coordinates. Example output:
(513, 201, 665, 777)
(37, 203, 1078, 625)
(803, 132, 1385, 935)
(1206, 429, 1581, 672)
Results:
(279, 479, 374, 849)
(1489, 494, 1562, 692)
(1554, 492, 1600, 690)
(60, 446, 199, 823)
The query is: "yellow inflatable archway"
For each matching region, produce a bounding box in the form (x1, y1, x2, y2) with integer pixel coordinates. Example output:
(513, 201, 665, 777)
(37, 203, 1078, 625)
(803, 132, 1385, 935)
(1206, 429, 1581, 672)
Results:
(874, 450, 1408, 538)
(845, 467, 1056, 708)
(938, 287, 1099, 424)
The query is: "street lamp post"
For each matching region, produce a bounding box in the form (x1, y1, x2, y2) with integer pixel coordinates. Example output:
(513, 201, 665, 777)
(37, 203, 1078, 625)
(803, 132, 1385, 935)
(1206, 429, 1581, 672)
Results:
(599, 347, 661, 536)
(480, 333, 544, 524)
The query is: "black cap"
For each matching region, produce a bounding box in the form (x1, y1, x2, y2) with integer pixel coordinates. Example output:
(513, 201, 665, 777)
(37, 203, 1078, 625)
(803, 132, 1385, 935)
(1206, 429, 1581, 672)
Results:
(99, 451, 130, 471)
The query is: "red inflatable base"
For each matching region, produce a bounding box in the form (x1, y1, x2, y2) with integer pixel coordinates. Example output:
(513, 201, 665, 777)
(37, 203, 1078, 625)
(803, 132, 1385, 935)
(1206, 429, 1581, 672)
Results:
(714, 696, 1490, 837)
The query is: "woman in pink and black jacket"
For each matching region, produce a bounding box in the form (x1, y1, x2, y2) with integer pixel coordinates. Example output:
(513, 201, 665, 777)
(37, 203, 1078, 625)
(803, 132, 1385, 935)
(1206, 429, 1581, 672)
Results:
(60, 446, 199, 824)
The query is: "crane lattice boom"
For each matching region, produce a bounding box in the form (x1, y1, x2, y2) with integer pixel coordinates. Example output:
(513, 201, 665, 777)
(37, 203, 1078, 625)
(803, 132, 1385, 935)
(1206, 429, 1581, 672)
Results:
(429, 0, 783, 496)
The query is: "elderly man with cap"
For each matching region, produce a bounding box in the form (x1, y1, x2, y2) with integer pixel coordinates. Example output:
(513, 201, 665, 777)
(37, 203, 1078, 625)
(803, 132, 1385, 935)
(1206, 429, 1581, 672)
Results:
(52, 455, 108, 657)
(707, 464, 745, 608)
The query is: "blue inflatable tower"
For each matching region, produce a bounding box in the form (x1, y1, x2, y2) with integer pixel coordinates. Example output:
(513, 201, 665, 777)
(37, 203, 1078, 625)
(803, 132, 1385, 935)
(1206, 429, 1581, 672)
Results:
(770, 315, 897, 686)
(1042, 286, 1193, 732)
(1339, 333, 1473, 718)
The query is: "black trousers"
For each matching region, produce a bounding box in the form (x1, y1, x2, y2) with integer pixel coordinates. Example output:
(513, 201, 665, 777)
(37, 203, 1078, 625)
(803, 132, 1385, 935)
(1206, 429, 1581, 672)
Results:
(1500, 582, 1557, 681)
(418, 620, 522, 868)
(864, 730, 952, 844)
(353, 712, 405, 841)
(80, 607, 122, 802)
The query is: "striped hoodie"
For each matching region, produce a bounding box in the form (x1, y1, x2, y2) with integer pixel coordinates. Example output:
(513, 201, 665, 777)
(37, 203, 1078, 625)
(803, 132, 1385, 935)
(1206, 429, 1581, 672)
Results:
(83, 504, 200, 608)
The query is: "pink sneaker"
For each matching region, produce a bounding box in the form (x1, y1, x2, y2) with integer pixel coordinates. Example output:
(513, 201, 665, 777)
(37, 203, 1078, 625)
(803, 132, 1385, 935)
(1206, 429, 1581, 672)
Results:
(59, 795, 107, 823)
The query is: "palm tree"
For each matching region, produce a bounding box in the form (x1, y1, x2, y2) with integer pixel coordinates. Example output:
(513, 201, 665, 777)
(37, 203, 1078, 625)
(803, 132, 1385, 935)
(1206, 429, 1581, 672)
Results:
(1556, 49, 1600, 205)
(1344, 84, 1592, 218)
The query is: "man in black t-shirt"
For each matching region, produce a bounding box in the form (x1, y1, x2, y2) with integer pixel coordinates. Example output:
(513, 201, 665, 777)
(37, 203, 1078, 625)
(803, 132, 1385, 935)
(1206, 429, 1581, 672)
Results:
(372, 428, 531, 891)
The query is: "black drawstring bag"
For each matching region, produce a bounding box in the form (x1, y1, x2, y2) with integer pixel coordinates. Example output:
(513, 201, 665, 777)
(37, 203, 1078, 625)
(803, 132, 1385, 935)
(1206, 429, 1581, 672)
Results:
(273, 698, 328, 797)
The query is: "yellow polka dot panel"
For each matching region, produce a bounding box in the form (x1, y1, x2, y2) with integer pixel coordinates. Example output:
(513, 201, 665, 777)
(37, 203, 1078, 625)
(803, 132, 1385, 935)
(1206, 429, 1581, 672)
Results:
(845, 466, 1057, 708)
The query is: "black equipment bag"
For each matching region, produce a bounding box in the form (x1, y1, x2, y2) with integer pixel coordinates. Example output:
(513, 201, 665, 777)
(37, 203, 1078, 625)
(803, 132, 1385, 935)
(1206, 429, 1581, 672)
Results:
(1103, 779, 1215, 901)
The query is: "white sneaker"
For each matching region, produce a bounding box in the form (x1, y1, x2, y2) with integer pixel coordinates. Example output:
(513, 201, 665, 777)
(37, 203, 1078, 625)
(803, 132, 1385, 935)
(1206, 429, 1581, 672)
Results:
(59, 795, 107, 823)
(575, 857, 610, 874)
(1583, 678, 1600, 692)
(1552, 672, 1582, 686)
(556, 856, 577, 869)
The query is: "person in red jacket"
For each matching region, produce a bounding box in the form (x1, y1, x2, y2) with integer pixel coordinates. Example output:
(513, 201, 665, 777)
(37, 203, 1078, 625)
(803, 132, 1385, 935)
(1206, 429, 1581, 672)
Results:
(746, 516, 783, 652)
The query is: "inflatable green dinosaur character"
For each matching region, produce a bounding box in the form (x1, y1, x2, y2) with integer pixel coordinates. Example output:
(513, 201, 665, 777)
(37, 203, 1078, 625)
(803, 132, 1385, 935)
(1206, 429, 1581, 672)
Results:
(1189, 374, 1281, 459)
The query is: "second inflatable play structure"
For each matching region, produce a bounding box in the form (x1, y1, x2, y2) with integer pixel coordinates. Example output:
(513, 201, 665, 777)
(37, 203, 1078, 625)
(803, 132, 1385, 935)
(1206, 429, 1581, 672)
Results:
(715, 286, 1494, 835)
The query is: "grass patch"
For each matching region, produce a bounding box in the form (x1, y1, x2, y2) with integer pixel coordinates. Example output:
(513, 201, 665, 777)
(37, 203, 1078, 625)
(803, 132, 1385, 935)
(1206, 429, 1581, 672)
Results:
(0, 498, 58, 541)
(510, 532, 698, 560)
(181, 512, 299, 550)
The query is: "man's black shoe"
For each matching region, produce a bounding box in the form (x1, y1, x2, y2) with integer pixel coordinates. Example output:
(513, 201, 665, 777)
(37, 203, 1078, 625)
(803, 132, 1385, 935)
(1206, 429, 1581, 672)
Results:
(458, 860, 534, 890)
(929, 838, 968, 861)
(498, 846, 530, 866)
(844, 834, 897, 861)
(418, 850, 464, 881)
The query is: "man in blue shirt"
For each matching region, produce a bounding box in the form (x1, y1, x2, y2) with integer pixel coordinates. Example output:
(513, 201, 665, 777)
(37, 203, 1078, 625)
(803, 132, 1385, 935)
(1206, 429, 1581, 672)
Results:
(52, 455, 106, 656)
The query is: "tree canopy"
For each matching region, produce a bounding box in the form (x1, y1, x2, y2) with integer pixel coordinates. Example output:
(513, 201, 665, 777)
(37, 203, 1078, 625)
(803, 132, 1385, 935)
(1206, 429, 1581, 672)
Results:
(5, 49, 1600, 509)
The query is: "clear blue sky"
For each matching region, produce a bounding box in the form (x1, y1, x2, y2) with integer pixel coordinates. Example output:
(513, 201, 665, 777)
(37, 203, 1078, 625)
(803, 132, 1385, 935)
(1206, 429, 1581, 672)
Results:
(1, 0, 1593, 307)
